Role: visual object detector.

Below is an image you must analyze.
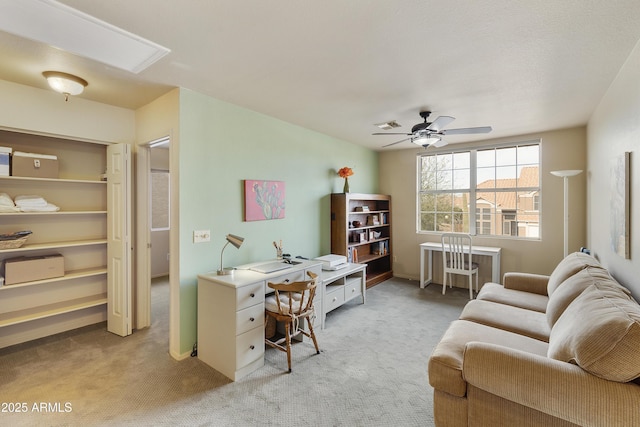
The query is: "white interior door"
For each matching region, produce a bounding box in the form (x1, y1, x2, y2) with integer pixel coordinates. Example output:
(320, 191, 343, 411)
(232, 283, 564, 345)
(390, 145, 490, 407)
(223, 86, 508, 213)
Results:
(135, 144, 151, 329)
(107, 143, 132, 336)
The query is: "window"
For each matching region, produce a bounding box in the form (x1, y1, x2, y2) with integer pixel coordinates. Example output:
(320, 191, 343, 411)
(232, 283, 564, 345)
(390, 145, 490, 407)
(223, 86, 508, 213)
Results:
(418, 141, 540, 238)
(151, 170, 170, 231)
(418, 152, 471, 233)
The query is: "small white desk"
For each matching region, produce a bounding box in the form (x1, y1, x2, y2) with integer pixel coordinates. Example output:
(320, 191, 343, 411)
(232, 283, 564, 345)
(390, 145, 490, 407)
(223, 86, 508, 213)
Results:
(419, 242, 502, 288)
(320, 263, 367, 329)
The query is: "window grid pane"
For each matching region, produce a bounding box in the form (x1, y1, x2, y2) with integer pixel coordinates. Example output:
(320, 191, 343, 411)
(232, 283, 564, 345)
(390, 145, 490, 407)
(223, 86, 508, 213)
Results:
(418, 142, 540, 239)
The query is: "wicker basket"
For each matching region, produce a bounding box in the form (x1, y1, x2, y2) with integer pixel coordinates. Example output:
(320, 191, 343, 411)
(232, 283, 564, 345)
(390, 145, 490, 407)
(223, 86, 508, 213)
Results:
(0, 236, 28, 250)
(265, 315, 276, 339)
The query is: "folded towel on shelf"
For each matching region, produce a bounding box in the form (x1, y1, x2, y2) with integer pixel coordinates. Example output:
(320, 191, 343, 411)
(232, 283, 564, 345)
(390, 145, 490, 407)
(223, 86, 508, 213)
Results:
(19, 203, 60, 212)
(14, 195, 60, 212)
(0, 193, 19, 212)
(0, 192, 15, 206)
(14, 195, 48, 207)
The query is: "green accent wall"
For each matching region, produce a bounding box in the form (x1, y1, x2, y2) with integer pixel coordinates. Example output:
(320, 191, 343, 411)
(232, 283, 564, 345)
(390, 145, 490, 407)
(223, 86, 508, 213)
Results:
(177, 89, 378, 354)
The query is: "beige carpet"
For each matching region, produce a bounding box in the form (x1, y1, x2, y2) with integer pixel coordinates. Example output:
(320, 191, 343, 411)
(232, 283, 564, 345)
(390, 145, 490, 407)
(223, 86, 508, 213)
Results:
(0, 276, 468, 426)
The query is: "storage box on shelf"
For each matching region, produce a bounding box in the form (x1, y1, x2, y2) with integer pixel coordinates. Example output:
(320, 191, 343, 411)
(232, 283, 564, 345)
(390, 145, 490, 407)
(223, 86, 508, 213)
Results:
(12, 151, 59, 178)
(331, 193, 392, 287)
(0, 129, 108, 349)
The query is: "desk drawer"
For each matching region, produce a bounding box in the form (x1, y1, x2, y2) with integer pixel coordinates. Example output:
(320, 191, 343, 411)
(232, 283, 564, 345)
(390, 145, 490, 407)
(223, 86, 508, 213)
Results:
(344, 277, 362, 301)
(324, 286, 345, 312)
(237, 282, 265, 310)
(236, 327, 264, 368)
(268, 270, 304, 287)
(236, 304, 265, 335)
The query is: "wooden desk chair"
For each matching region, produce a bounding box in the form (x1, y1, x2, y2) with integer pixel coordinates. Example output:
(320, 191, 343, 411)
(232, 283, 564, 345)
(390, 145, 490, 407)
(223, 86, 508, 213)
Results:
(264, 271, 320, 372)
(441, 233, 479, 299)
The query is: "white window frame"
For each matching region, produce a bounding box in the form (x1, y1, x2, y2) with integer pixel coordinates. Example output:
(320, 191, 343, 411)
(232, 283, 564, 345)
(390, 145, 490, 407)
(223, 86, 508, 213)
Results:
(417, 140, 541, 239)
(150, 170, 170, 231)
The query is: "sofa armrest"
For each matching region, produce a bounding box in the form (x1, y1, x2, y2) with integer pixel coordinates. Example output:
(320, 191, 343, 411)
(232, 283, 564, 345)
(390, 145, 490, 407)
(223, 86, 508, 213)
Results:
(462, 342, 640, 427)
(502, 272, 549, 295)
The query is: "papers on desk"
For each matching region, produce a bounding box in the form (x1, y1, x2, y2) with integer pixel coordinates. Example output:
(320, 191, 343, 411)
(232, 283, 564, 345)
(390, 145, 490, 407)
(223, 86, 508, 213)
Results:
(321, 263, 349, 271)
(249, 262, 293, 274)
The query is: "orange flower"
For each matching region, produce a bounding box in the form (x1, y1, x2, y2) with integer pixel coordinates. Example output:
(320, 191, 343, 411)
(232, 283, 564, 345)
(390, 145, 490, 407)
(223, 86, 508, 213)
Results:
(338, 167, 354, 178)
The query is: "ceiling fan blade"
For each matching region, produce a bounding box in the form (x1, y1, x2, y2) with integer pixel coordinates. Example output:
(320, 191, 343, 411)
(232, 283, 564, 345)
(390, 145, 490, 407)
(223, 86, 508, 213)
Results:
(382, 137, 411, 148)
(372, 132, 411, 136)
(441, 126, 492, 135)
(427, 116, 455, 132)
(432, 138, 448, 148)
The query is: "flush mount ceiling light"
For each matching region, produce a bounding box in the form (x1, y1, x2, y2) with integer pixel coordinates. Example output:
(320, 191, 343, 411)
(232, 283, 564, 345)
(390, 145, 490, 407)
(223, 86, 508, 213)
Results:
(43, 71, 88, 101)
(0, 0, 170, 73)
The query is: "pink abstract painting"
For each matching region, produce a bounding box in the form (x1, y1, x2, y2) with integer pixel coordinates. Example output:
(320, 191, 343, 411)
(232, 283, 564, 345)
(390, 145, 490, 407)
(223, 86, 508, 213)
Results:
(244, 180, 286, 221)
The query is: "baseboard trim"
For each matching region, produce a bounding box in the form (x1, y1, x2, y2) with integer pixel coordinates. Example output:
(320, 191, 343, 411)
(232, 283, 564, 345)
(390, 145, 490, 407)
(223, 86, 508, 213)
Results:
(170, 349, 193, 360)
(391, 273, 420, 282)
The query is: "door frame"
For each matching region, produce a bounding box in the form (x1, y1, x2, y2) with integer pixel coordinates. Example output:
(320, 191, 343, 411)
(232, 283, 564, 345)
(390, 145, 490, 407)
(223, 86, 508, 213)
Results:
(136, 135, 180, 358)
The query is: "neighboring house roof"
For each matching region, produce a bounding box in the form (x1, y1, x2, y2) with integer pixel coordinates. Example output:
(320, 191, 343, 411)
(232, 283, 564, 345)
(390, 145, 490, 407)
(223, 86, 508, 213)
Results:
(476, 166, 539, 211)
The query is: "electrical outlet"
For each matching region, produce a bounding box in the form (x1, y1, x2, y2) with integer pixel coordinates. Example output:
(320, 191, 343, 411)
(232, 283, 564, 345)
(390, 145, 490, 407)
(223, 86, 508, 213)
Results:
(193, 230, 211, 243)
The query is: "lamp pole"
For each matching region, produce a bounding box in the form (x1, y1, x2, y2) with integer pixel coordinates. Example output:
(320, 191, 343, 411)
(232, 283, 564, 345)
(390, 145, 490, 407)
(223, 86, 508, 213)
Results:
(550, 170, 582, 258)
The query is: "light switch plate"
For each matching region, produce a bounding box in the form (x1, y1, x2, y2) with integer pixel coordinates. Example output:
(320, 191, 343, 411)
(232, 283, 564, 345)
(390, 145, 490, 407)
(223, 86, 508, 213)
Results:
(193, 230, 210, 243)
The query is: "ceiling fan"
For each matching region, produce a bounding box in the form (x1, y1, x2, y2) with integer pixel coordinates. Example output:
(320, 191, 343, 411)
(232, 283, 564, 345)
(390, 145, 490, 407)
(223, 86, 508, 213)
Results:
(374, 111, 492, 148)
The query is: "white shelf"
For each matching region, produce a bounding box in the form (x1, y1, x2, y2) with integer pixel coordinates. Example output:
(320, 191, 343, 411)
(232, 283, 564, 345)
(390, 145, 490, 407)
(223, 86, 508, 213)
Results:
(0, 175, 105, 184)
(0, 267, 107, 290)
(0, 211, 107, 217)
(0, 294, 108, 327)
(0, 239, 107, 254)
(349, 209, 389, 215)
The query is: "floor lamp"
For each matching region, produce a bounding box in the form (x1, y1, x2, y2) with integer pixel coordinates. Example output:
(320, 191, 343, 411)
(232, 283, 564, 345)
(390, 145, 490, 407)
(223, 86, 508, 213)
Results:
(550, 170, 582, 258)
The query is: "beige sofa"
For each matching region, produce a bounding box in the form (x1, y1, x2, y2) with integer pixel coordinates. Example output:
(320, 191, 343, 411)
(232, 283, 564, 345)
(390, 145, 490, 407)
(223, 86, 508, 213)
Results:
(428, 252, 640, 427)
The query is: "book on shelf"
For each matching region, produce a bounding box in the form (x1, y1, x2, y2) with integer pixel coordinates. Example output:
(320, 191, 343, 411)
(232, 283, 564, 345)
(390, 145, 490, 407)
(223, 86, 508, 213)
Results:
(347, 246, 359, 263)
(371, 240, 389, 255)
(354, 206, 370, 212)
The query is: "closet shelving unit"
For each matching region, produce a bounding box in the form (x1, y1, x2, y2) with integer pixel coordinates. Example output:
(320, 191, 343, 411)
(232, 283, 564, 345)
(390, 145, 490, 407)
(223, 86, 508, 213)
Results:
(0, 129, 109, 348)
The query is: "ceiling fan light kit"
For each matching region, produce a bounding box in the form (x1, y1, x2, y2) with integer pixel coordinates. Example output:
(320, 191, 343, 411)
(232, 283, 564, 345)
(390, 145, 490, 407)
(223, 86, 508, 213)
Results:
(374, 110, 492, 149)
(412, 134, 442, 147)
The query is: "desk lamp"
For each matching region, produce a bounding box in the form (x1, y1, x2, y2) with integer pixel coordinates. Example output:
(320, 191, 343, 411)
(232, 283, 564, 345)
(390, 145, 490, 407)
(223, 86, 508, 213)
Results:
(217, 234, 244, 275)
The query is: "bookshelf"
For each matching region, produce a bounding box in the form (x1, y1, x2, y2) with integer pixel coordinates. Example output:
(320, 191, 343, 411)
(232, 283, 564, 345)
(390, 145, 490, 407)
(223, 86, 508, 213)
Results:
(330, 193, 392, 287)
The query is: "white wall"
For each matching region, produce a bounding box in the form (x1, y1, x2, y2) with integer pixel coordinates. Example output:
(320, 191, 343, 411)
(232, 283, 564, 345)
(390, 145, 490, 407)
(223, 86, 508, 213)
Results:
(0, 80, 134, 143)
(587, 39, 640, 298)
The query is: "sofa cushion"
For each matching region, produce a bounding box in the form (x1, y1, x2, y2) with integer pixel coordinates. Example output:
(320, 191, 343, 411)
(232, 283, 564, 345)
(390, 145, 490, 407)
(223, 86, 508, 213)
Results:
(546, 267, 619, 328)
(547, 252, 603, 296)
(428, 320, 548, 397)
(460, 299, 550, 342)
(548, 282, 640, 382)
(476, 282, 549, 313)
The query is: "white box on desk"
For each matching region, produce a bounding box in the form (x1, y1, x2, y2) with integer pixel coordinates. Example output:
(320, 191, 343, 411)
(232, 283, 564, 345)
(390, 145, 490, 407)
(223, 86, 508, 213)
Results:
(314, 254, 348, 270)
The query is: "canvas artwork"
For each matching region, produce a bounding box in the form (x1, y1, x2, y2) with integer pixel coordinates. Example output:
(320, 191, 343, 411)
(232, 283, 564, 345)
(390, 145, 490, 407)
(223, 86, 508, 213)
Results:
(610, 152, 630, 259)
(244, 180, 286, 221)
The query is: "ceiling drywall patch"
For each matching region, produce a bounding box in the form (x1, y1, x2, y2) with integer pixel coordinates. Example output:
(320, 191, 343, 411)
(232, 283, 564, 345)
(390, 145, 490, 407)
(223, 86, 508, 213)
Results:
(0, 0, 170, 73)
